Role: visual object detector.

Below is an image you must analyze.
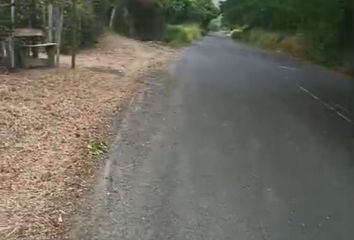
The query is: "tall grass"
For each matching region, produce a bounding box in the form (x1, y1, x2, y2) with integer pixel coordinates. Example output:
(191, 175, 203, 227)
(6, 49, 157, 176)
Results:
(231, 28, 313, 61)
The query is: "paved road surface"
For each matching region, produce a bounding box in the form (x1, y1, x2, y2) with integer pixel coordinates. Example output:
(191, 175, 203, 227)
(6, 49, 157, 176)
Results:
(69, 36, 354, 240)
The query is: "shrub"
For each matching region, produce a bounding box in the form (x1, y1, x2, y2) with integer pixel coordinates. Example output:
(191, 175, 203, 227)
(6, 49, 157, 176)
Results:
(231, 28, 315, 61)
(164, 24, 201, 47)
(278, 35, 310, 58)
(231, 29, 245, 39)
(244, 29, 280, 49)
(230, 25, 250, 40)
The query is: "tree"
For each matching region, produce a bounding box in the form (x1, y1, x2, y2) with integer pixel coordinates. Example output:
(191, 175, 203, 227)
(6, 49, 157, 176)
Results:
(159, 0, 219, 28)
(71, 0, 77, 69)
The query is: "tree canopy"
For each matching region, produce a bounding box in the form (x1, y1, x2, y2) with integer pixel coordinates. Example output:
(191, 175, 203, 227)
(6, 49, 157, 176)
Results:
(161, 0, 219, 28)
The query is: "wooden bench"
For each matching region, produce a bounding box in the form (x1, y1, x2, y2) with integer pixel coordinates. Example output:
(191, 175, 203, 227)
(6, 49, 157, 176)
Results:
(20, 42, 56, 68)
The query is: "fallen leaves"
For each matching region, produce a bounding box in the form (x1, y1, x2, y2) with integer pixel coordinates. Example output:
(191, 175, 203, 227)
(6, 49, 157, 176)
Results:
(0, 33, 174, 240)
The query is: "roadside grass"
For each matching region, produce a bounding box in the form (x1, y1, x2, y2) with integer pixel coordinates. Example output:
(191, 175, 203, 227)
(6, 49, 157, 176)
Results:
(230, 27, 353, 75)
(231, 27, 307, 56)
(164, 24, 201, 47)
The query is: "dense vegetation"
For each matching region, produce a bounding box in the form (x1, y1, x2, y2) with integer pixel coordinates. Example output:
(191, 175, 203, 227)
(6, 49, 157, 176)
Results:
(160, 0, 219, 29)
(159, 0, 218, 46)
(0, 0, 115, 50)
(221, 0, 354, 67)
(0, 0, 218, 49)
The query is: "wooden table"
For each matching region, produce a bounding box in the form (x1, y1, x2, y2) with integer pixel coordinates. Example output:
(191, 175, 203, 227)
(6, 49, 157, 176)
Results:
(14, 28, 57, 68)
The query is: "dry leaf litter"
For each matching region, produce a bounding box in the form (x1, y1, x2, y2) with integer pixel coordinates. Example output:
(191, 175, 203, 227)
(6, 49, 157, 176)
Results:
(0, 34, 175, 240)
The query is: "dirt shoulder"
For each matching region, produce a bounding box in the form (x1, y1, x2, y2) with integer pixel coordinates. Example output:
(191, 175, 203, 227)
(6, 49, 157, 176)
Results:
(0, 34, 175, 240)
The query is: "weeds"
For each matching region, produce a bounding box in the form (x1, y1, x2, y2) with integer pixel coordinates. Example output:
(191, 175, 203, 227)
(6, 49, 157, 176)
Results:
(88, 140, 109, 156)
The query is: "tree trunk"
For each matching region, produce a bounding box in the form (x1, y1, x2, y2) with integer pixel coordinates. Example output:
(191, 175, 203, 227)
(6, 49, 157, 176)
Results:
(55, 8, 64, 66)
(109, 7, 117, 30)
(48, 4, 53, 42)
(10, 0, 15, 68)
(71, 0, 78, 69)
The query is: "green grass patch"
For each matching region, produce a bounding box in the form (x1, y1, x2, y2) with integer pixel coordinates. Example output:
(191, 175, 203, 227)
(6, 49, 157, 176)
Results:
(164, 25, 201, 47)
(88, 140, 108, 156)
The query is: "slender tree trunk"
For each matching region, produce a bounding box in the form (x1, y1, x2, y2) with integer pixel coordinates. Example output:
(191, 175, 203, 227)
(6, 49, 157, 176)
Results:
(55, 8, 64, 66)
(109, 6, 117, 30)
(42, 4, 47, 28)
(10, 0, 15, 68)
(48, 3, 53, 42)
(71, 0, 78, 69)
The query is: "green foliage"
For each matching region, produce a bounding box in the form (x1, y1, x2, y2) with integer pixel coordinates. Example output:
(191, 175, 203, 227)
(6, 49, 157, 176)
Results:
(162, 0, 219, 29)
(208, 16, 222, 32)
(70, 0, 116, 47)
(0, 0, 118, 51)
(59, 0, 122, 52)
(221, 0, 354, 65)
(164, 24, 201, 47)
(109, 0, 218, 40)
(88, 140, 109, 156)
(1, 0, 219, 48)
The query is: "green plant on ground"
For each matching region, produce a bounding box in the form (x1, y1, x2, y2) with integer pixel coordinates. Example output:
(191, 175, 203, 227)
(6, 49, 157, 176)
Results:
(88, 140, 109, 156)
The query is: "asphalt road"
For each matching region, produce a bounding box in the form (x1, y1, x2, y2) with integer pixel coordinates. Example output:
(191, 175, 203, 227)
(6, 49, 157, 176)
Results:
(69, 36, 354, 240)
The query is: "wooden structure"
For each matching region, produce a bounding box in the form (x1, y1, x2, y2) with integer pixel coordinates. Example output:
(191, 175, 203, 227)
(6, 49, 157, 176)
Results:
(0, 0, 58, 69)
(15, 28, 56, 68)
